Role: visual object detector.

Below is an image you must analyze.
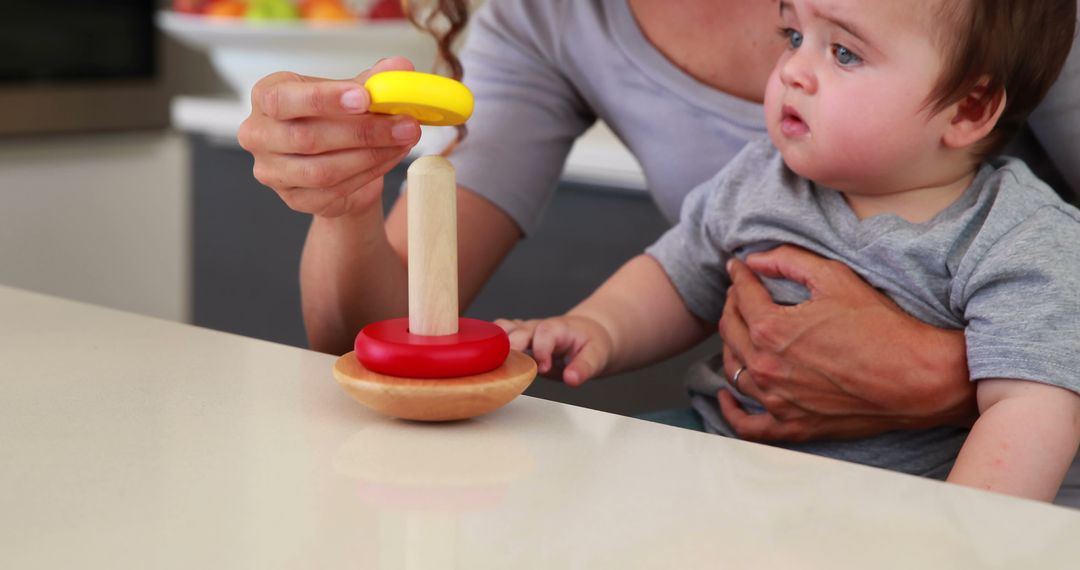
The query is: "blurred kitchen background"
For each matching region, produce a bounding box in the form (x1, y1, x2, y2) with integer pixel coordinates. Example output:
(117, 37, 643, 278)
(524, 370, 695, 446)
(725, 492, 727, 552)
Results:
(1, 0, 715, 414)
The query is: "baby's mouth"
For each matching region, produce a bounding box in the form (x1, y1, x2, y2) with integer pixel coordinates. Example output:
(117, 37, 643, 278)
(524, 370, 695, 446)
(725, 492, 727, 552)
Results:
(780, 105, 809, 137)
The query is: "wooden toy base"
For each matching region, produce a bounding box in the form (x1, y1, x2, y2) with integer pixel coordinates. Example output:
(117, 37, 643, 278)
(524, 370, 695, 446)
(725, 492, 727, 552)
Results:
(333, 350, 537, 421)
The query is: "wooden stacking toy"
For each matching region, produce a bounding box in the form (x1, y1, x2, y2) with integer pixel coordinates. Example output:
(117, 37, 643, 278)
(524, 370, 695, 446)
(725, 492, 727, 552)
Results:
(333, 71, 536, 421)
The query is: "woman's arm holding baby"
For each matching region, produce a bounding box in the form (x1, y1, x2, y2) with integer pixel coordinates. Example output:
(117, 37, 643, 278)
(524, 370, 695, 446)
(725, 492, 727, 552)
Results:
(498, 255, 713, 386)
(719, 246, 977, 442)
(948, 379, 1080, 501)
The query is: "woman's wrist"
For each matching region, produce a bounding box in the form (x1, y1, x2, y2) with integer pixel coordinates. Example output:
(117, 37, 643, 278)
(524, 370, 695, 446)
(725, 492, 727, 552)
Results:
(312, 196, 388, 246)
(302, 193, 409, 353)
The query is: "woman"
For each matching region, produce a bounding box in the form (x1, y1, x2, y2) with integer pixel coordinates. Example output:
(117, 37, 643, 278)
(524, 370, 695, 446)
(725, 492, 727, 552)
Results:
(237, 0, 1080, 495)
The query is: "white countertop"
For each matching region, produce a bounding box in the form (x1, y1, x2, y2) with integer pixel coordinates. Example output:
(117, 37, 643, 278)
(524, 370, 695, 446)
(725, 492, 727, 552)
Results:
(3, 284, 1080, 568)
(171, 95, 648, 190)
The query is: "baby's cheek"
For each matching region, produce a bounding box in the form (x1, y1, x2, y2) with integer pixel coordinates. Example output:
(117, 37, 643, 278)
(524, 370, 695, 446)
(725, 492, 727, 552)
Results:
(824, 114, 902, 169)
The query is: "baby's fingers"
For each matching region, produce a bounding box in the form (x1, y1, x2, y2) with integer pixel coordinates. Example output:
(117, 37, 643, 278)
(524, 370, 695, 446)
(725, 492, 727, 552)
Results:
(532, 320, 583, 376)
(493, 318, 536, 352)
(529, 321, 559, 374)
(564, 341, 606, 387)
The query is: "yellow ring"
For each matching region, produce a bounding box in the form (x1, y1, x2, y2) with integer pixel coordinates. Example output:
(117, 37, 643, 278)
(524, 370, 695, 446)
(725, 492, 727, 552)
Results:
(364, 70, 474, 126)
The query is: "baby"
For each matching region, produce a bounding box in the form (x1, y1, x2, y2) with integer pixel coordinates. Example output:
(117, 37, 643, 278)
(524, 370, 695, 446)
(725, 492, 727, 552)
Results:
(500, 0, 1080, 502)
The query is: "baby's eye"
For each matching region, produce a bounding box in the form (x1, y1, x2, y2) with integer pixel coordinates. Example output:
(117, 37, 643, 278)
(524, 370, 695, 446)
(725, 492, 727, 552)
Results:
(778, 27, 803, 49)
(833, 44, 862, 65)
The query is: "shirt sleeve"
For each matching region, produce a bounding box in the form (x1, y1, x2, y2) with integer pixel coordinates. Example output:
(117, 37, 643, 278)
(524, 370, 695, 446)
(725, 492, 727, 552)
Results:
(447, 0, 595, 235)
(1027, 17, 1080, 202)
(960, 206, 1080, 394)
(644, 169, 732, 323)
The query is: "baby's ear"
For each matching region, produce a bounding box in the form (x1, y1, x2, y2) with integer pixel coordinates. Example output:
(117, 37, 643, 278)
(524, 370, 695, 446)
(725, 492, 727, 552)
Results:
(942, 78, 1006, 150)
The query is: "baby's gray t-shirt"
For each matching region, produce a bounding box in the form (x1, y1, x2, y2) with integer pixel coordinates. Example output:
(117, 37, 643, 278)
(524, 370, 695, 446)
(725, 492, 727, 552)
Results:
(646, 139, 1080, 478)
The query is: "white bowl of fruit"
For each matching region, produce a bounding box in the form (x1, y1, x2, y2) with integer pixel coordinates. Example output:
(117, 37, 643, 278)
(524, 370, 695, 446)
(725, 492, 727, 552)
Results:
(159, 0, 437, 101)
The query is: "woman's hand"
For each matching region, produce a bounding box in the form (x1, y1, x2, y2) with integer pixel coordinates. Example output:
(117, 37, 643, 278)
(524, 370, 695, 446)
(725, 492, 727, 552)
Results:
(237, 57, 423, 218)
(717, 245, 978, 442)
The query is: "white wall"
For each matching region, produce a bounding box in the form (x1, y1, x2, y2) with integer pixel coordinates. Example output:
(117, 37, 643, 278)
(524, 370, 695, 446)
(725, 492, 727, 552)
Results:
(0, 131, 190, 322)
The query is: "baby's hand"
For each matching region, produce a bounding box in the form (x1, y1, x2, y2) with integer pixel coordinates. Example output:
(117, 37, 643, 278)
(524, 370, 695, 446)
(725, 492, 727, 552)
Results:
(494, 316, 613, 386)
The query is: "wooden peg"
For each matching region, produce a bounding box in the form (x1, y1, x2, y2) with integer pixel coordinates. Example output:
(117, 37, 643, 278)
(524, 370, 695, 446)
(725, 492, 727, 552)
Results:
(407, 156, 458, 336)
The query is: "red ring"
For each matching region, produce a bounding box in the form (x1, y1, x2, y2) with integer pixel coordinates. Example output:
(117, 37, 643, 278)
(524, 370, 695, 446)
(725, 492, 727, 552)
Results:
(354, 318, 510, 378)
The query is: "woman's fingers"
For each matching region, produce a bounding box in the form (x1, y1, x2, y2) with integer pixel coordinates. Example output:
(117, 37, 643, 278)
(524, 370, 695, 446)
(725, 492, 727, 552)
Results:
(723, 342, 775, 406)
(726, 257, 783, 328)
(255, 75, 370, 120)
(721, 387, 918, 442)
(719, 390, 809, 441)
(726, 258, 801, 375)
(255, 146, 408, 193)
(278, 148, 410, 217)
(246, 114, 420, 155)
(719, 288, 750, 370)
(251, 57, 416, 120)
(744, 244, 859, 299)
(718, 389, 761, 436)
(743, 243, 829, 279)
(720, 272, 777, 408)
(240, 59, 422, 219)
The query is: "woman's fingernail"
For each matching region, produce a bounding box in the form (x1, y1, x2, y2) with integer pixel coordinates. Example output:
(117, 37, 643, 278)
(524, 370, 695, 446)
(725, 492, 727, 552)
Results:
(726, 259, 734, 273)
(392, 119, 420, 143)
(340, 89, 365, 111)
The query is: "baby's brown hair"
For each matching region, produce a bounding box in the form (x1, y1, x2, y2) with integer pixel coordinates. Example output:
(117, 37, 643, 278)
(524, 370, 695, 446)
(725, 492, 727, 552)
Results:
(929, 0, 1077, 157)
